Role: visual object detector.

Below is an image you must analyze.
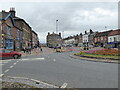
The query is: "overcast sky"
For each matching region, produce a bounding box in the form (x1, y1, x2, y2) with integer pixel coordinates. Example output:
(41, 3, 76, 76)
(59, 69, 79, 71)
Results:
(0, 1, 118, 43)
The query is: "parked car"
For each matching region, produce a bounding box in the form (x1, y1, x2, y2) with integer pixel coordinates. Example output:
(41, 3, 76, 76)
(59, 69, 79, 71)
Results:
(0, 49, 21, 59)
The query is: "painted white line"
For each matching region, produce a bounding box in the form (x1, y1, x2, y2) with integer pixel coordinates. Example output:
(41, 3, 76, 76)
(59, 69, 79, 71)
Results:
(30, 78, 58, 88)
(10, 66, 14, 68)
(0, 62, 8, 64)
(0, 60, 11, 62)
(0, 64, 4, 66)
(53, 59, 56, 61)
(6, 76, 59, 88)
(13, 63, 17, 65)
(4, 69, 10, 73)
(61, 83, 68, 88)
(21, 59, 29, 60)
(0, 74, 4, 77)
(35, 58, 45, 60)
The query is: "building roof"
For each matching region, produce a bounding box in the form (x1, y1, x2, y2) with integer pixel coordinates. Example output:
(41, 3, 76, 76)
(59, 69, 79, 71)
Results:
(14, 17, 31, 29)
(95, 30, 112, 37)
(32, 30, 38, 36)
(108, 29, 120, 36)
(0, 11, 9, 20)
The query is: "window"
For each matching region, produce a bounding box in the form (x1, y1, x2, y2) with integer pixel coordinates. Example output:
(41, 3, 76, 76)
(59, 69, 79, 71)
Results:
(110, 38, 112, 42)
(4, 50, 11, 53)
(114, 37, 117, 42)
(101, 37, 103, 40)
(7, 26, 11, 35)
(6, 39, 13, 49)
(7, 26, 11, 38)
(0, 50, 3, 53)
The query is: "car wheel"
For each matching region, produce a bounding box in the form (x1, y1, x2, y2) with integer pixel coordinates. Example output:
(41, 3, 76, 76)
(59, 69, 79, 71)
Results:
(13, 55, 19, 59)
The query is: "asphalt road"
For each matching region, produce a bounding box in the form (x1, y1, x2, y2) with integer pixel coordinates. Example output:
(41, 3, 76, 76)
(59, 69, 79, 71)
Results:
(1, 50, 118, 88)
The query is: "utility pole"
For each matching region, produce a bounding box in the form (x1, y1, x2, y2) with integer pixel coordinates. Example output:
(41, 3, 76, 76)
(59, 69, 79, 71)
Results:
(62, 31, 64, 39)
(56, 20, 58, 34)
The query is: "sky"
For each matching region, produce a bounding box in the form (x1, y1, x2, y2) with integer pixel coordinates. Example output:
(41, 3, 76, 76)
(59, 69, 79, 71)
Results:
(0, 0, 119, 43)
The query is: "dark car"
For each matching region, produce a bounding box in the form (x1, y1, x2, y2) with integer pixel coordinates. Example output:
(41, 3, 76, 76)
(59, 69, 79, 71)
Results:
(0, 49, 21, 59)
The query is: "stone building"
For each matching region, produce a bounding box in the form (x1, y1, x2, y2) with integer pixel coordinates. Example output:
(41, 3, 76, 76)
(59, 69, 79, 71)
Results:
(77, 33, 83, 47)
(63, 36, 75, 46)
(47, 32, 62, 48)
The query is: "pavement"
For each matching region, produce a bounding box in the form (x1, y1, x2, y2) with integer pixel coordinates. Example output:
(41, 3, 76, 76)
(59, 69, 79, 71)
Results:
(19, 47, 55, 57)
(1, 48, 118, 88)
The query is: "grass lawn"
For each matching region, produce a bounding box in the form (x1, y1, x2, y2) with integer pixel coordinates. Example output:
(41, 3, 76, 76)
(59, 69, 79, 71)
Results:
(75, 52, 120, 60)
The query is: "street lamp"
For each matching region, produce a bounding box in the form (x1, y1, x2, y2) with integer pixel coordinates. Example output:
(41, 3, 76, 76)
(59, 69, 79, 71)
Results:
(56, 20, 58, 34)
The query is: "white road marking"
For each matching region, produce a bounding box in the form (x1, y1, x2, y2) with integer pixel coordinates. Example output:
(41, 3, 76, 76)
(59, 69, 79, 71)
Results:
(21, 59, 29, 60)
(53, 59, 56, 61)
(0, 62, 8, 64)
(4, 69, 10, 73)
(6, 76, 59, 88)
(13, 63, 17, 65)
(61, 83, 68, 88)
(0, 60, 12, 62)
(10, 66, 14, 68)
(0, 64, 4, 66)
(0, 74, 4, 77)
(35, 58, 45, 60)
(21, 58, 45, 61)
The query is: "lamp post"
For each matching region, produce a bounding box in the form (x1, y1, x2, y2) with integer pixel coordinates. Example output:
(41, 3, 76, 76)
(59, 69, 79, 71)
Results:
(105, 26, 107, 30)
(56, 20, 58, 34)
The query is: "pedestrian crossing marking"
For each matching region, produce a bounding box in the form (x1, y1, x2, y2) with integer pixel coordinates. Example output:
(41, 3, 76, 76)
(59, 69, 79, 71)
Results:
(0, 64, 4, 66)
(21, 58, 45, 61)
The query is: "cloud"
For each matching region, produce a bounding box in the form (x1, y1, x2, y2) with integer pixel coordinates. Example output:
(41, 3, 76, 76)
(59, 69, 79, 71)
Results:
(0, 2, 118, 43)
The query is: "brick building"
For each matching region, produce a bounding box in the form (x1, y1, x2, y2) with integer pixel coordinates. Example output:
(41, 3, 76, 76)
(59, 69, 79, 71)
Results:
(0, 8, 39, 51)
(94, 30, 112, 47)
(0, 12, 20, 51)
(108, 29, 120, 48)
(31, 30, 39, 48)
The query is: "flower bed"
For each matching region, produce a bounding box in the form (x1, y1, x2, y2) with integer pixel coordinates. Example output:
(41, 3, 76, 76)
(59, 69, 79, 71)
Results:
(84, 48, 120, 56)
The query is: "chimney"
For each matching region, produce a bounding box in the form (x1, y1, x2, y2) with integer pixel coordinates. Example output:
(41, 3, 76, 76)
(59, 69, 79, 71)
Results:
(9, 7, 16, 17)
(48, 32, 50, 35)
(59, 32, 61, 36)
(80, 33, 82, 36)
(90, 29, 93, 34)
(85, 31, 87, 34)
(2, 10, 5, 12)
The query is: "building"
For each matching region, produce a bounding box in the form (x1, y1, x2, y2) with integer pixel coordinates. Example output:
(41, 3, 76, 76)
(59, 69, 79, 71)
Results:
(77, 33, 83, 47)
(94, 30, 112, 47)
(108, 29, 120, 48)
(0, 11, 21, 51)
(63, 36, 76, 46)
(88, 29, 97, 48)
(0, 8, 39, 51)
(47, 32, 62, 48)
(14, 17, 32, 50)
(82, 29, 95, 49)
(32, 30, 39, 48)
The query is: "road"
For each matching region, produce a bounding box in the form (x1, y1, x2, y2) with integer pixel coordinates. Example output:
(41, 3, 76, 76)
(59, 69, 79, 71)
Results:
(1, 47, 118, 88)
